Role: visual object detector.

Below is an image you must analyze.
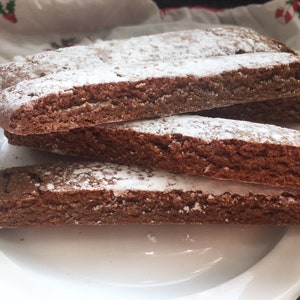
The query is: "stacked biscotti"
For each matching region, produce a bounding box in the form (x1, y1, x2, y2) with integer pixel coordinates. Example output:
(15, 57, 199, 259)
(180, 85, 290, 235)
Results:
(0, 26, 300, 227)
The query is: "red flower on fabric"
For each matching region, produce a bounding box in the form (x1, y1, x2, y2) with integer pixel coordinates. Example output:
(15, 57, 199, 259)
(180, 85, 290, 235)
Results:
(0, 0, 17, 23)
(276, 0, 300, 24)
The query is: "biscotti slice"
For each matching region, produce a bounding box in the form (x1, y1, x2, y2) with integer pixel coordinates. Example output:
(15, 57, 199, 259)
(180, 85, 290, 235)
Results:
(0, 26, 294, 90)
(6, 115, 300, 190)
(0, 161, 299, 227)
(197, 96, 300, 124)
(1, 51, 300, 135)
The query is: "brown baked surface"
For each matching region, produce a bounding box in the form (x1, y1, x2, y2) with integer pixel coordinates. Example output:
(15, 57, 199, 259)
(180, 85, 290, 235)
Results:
(0, 161, 299, 227)
(4, 60, 300, 136)
(1, 27, 300, 135)
(1, 27, 300, 228)
(0, 26, 294, 91)
(6, 115, 300, 190)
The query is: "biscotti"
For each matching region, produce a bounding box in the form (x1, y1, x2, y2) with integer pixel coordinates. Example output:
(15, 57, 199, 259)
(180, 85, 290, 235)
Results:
(198, 96, 300, 124)
(1, 28, 300, 135)
(6, 115, 300, 189)
(0, 161, 299, 227)
(0, 26, 294, 90)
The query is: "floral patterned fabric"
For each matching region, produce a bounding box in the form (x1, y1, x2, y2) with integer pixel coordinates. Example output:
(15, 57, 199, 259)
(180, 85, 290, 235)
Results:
(0, 0, 299, 64)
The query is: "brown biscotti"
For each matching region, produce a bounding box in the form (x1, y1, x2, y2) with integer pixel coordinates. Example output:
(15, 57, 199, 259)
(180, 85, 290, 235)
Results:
(0, 161, 299, 227)
(1, 28, 300, 135)
(6, 115, 300, 190)
(197, 96, 300, 124)
(0, 26, 295, 90)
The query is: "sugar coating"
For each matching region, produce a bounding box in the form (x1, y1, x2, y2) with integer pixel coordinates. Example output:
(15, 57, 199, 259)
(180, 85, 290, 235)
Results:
(113, 115, 300, 146)
(0, 51, 298, 127)
(0, 26, 289, 90)
(37, 162, 291, 195)
(0, 25, 298, 130)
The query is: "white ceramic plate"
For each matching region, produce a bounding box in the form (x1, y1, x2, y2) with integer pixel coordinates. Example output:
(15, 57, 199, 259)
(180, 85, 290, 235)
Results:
(0, 129, 300, 300)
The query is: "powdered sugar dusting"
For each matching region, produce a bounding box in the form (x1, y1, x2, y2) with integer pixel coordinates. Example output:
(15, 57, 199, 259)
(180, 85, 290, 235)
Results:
(0, 51, 298, 126)
(37, 161, 292, 196)
(0, 26, 289, 90)
(115, 115, 300, 146)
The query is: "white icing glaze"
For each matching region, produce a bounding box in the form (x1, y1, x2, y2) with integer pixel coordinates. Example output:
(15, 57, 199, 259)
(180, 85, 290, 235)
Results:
(0, 51, 299, 127)
(113, 115, 300, 146)
(38, 162, 292, 195)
